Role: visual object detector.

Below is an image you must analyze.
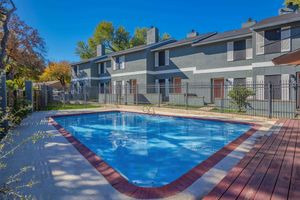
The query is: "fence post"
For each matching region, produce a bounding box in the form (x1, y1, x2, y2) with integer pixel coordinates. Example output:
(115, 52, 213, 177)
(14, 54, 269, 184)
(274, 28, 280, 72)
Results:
(0, 74, 8, 131)
(104, 84, 107, 104)
(125, 83, 128, 105)
(135, 84, 138, 105)
(157, 84, 161, 107)
(268, 82, 273, 118)
(185, 82, 189, 110)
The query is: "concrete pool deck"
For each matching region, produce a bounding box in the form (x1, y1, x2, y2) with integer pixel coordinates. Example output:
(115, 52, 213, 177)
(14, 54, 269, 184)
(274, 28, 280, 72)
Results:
(1, 106, 277, 200)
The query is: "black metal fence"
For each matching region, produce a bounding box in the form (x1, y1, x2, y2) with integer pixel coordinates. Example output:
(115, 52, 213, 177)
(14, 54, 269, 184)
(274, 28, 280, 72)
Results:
(49, 81, 299, 119)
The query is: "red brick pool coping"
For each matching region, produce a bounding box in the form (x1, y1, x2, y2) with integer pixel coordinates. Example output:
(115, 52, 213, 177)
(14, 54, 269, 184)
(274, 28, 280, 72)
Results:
(48, 110, 261, 199)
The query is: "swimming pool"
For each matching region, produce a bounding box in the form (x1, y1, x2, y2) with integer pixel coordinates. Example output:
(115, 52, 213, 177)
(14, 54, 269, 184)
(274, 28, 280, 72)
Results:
(52, 111, 253, 189)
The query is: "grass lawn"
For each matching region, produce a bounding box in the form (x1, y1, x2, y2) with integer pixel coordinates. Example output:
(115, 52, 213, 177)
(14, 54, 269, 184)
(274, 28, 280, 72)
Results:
(210, 107, 246, 114)
(44, 103, 101, 110)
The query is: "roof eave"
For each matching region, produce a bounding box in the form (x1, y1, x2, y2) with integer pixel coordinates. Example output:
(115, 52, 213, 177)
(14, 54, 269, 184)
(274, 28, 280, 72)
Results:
(151, 32, 217, 52)
(110, 39, 176, 57)
(192, 33, 252, 47)
(254, 18, 300, 30)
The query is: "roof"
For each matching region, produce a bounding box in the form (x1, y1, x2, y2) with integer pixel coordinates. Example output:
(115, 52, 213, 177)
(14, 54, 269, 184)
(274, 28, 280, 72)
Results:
(109, 39, 176, 57)
(193, 27, 252, 47)
(254, 12, 300, 30)
(272, 48, 300, 65)
(71, 54, 110, 66)
(151, 32, 217, 52)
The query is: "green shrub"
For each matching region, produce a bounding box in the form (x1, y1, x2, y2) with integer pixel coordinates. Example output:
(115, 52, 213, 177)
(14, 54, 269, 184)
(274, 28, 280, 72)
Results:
(228, 86, 255, 112)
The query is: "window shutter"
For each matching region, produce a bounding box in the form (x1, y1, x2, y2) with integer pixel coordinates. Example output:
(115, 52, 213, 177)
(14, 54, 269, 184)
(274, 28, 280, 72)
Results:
(281, 26, 291, 52)
(246, 77, 253, 87)
(281, 74, 290, 101)
(256, 31, 264, 55)
(246, 39, 253, 59)
(155, 52, 159, 67)
(256, 75, 264, 100)
(165, 50, 170, 66)
(121, 56, 125, 69)
(112, 58, 116, 70)
(104, 62, 107, 73)
(98, 63, 101, 75)
(227, 42, 234, 61)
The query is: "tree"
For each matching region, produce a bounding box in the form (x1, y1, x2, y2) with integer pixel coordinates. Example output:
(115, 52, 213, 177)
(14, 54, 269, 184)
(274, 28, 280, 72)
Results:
(285, 0, 300, 6)
(228, 86, 255, 112)
(130, 27, 147, 47)
(75, 41, 94, 60)
(5, 14, 46, 82)
(0, 0, 16, 71)
(40, 61, 71, 89)
(112, 26, 130, 51)
(161, 33, 171, 41)
(76, 21, 171, 60)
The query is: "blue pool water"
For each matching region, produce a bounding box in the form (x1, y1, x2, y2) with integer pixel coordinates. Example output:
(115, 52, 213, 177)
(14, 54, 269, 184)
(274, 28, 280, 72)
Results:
(54, 111, 251, 187)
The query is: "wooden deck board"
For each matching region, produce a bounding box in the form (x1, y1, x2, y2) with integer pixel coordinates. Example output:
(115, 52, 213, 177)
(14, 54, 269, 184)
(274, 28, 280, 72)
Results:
(203, 120, 300, 200)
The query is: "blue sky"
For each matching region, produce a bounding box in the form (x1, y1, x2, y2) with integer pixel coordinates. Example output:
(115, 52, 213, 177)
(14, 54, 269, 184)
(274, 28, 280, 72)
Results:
(14, 0, 284, 62)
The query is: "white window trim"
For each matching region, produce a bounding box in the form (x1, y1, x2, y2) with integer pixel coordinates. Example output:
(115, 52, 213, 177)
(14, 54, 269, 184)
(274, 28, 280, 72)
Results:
(281, 26, 291, 52)
(256, 31, 265, 55)
(281, 74, 290, 101)
(165, 50, 170, 66)
(227, 41, 234, 62)
(120, 55, 125, 69)
(155, 52, 159, 67)
(246, 38, 253, 59)
(256, 75, 264, 100)
(112, 58, 116, 70)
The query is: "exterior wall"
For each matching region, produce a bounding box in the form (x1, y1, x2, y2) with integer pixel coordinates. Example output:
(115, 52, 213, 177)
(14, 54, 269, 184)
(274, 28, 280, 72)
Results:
(71, 19, 300, 110)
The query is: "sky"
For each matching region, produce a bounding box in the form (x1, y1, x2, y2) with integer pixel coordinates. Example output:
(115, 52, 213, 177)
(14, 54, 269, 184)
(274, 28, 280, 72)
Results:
(14, 0, 284, 62)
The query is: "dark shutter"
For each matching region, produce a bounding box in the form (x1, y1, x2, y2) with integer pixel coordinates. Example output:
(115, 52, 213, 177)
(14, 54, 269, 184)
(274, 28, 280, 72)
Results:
(264, 28, 281, 54)
(233, 40, 246, 60)
(264, 75, 281, 100)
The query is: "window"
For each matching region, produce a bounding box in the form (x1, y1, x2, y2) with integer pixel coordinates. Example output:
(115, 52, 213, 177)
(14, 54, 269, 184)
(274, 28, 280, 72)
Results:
(158, 51, 165, 66)
(265, 28, 281, 54)
(99, 63, 105, 74)
(115, 57, 121, 70)
(264, 75, 281, 100)
(233, 78, 246, 86)
(233, 40, 246, 60)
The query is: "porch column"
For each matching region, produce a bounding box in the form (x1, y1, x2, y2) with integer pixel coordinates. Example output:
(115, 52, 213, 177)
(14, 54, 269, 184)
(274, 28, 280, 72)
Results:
(165, 79, 169, 96)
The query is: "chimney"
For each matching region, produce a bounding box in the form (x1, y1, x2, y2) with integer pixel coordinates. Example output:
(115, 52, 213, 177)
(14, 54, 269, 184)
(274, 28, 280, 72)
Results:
(279, 3, 299, 15)
(147, 27, 159, 45)
(187, 30, 199, 38)
(97, 44, 105, 57)
(242, 18, 257, 28)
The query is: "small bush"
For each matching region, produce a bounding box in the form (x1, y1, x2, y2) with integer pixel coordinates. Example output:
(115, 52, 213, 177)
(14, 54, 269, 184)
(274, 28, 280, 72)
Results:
(228, 86, 255, 112)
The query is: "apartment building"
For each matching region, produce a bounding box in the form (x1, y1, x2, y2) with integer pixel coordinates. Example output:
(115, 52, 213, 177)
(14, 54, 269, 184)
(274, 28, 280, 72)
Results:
(71, 8, 300, 107)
